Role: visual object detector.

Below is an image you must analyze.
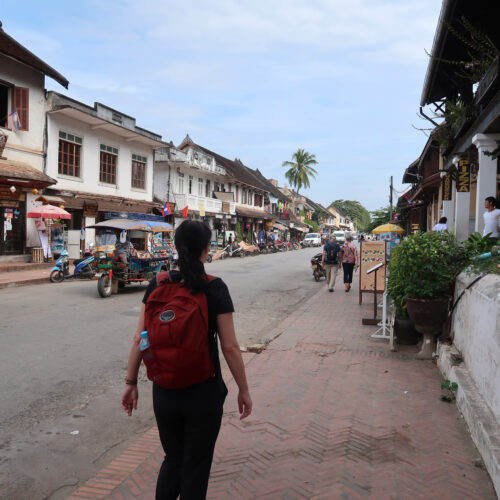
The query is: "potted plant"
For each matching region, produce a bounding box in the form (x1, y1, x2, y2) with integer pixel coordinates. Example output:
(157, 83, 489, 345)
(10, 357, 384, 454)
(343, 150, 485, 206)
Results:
(387, 250, 419, 345)
(387, 231, 467, 359)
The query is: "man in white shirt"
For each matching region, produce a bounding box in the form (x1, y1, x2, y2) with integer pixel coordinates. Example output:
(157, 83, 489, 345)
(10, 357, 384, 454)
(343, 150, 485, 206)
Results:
(483, 196, 500, 238)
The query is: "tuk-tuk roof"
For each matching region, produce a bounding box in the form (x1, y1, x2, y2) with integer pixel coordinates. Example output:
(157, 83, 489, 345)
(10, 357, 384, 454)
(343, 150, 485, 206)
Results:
(86, 218, 173, 232)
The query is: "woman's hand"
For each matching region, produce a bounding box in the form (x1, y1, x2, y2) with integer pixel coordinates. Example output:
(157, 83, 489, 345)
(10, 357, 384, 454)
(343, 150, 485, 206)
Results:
(121, 385, 138, 416)
(238, 390, 252, 420)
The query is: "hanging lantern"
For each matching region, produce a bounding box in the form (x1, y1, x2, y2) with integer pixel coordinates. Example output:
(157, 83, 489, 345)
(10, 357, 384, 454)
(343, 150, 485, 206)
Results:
(9, 185, 16, 193)
(32, 188, 39, 195)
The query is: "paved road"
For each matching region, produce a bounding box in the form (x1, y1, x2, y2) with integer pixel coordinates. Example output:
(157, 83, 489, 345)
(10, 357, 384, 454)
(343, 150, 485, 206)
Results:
(0, 246, 324, 500)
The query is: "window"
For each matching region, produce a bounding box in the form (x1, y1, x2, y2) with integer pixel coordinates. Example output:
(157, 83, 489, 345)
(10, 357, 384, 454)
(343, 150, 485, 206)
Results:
(188, 176, 193, 194)
(99, 144, 118, 184)
(254, 193, 263, 207)
(58, 131, 82, 177)
(0, 84, 8, 128)
(0, 84, 29, 130)
(205, 179, 211, 197)
(198, 178, 204, 196)
(131, 154, 146, 189)
(177, 172, 184, 194)
(242, 188, 247, 204)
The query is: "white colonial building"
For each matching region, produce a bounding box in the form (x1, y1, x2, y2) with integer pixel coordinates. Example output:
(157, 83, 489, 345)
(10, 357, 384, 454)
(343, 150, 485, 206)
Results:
(44, 92, 167, 257)
(0, 22, 68, 255)
(154, 140, 235, 235)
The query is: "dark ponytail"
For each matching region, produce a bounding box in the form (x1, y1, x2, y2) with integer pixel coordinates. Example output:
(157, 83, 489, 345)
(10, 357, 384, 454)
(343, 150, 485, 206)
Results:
(174, 220, 211, 293)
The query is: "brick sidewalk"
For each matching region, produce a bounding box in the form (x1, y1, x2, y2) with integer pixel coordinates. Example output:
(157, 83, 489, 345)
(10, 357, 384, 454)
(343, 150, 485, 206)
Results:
(67, 278, 496, 499)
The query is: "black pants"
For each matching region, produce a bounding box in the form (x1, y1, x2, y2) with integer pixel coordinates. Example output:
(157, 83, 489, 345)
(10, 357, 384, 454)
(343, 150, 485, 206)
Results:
(342, 262, 355, 284)
(153, 377, 225, 499)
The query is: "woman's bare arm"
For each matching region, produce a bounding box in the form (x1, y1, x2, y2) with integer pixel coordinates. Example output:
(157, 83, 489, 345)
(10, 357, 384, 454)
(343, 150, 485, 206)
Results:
(217, 313, 252, 419)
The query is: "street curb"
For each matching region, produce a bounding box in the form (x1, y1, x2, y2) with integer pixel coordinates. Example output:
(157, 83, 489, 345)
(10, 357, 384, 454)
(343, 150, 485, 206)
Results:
(0, 277, 49, 289)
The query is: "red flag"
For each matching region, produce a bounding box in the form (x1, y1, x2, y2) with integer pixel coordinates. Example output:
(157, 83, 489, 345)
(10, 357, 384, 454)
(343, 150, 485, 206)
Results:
(181, 205, 189, 218)
(162, 202, 171, 217)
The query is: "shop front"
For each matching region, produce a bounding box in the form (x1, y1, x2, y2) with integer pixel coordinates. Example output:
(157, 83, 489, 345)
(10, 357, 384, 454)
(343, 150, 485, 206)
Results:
(38, 190, 160, 259)
(0, 185, 25, 255)
(0, 159, 57, 256)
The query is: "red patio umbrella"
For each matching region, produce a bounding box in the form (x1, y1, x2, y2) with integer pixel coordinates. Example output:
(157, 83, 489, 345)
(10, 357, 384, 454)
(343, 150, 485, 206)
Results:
(27, 204, 72, 219)
(27, 205, 71, 261)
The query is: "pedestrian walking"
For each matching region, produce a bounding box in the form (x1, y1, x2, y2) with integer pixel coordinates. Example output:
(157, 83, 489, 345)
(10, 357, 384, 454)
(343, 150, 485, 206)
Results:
(321, 234, 342, 292)
(433, 217, 448, 232)
(483, 196, 500, 239)
(121, 220, 252, 499)
(340, 234, 358, 292)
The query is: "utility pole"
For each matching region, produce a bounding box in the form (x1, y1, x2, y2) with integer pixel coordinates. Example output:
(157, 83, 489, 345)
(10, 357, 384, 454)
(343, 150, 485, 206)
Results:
(389, 176, 393, 221)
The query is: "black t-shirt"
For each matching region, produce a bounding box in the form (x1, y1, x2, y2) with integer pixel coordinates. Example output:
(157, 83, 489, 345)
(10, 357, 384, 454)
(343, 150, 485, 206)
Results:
(142, 271, 234, 394)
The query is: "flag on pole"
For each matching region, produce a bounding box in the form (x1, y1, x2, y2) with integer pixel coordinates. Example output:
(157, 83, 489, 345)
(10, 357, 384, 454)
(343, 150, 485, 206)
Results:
(9, 111, 21, 131)
(181, 205, 189, 218)
(162, 202, 171, 216)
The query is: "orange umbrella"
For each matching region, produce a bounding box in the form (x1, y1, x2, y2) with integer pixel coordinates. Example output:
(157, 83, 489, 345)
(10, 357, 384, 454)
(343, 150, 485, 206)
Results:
(28, 205, 71, 219)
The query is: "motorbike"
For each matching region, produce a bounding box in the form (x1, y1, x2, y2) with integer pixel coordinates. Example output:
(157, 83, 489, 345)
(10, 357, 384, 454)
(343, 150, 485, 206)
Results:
(50, 250, 96, 283)
(310, 252, 327, 282)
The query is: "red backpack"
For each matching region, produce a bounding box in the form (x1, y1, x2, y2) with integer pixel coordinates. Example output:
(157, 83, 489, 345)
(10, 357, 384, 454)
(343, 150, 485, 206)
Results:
(143, 271, 216, 389)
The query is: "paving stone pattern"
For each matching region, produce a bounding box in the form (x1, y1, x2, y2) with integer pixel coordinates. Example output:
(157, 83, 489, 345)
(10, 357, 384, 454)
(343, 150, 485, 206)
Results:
(68, 279, 496, 499)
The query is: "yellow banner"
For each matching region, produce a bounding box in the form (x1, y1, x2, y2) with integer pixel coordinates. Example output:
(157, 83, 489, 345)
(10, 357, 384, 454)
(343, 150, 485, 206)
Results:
(199, 200, 205, 217)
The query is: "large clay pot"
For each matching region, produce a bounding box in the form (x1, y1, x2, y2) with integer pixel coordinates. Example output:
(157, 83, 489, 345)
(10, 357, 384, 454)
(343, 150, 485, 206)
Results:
(394, 317, 419, 345)
(405, 297, 449, 359)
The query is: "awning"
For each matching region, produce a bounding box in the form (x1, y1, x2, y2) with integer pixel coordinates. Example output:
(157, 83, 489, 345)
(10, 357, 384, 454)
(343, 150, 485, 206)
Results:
(235, 205, 273, 220)
(35, 195, 65, 205)
(274, 223, 286, 230)
(0, 159, 56, 187)
(44, 189, 158, 213)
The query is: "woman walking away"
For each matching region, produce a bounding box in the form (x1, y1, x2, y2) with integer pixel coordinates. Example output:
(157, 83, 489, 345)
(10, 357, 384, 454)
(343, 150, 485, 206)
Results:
(340, 234, 359, 292)
(121, 220, 252, 499)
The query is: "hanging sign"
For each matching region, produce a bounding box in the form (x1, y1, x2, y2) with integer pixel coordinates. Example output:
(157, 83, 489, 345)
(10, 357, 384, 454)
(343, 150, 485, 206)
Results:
(442, 172, 452, 200)
(457, 160, 470, 193)
(199, 200, 205, 217)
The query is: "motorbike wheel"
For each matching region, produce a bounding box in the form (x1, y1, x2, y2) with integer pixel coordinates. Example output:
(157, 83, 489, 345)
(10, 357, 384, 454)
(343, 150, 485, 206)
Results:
(206, 254, 213, 263)
(50, 270, 64, 283)
(239, 251, 245, 258)
(118, 281, 126, 289)
(97, 274, 112, 297)
(313, 270, 321, 282)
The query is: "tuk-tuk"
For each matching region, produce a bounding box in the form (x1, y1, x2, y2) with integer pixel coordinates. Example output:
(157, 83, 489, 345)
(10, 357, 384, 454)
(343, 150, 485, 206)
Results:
(86, 219, 175, 297)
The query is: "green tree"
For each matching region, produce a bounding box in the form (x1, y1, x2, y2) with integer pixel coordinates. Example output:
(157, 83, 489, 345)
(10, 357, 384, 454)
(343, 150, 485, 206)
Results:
(282, 149, 318, 194)
(366, 206, 392, 233)
(330, 200, 370, 232)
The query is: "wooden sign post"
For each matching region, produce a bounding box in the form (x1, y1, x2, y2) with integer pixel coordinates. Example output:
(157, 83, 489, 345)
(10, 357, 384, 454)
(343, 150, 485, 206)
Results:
(362, 262, 385, 325)
(359, 240, 386, 304)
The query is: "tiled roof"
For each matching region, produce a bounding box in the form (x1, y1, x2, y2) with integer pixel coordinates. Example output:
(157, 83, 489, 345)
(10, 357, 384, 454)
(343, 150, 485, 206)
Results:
(180, 139, 271, 193)
(0, 23, 69, 88)
(0, 159, 56, 186)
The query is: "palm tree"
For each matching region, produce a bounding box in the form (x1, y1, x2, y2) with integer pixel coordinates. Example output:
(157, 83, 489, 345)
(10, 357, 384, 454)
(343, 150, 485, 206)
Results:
(282, 149, 318, 193)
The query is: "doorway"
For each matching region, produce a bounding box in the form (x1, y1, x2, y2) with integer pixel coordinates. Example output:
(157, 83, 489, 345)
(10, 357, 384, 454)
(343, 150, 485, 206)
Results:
(0, 204, 24, 254)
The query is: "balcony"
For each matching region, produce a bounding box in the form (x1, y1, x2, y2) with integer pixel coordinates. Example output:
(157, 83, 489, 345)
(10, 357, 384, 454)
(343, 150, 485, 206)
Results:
(174, 194, 235, 215)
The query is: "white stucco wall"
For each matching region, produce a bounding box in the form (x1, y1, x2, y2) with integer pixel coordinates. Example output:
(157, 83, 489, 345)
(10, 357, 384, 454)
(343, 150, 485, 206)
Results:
(46, 113, 154, 201)
(452, 272, 500, 421)
(0, 53, 46, 171)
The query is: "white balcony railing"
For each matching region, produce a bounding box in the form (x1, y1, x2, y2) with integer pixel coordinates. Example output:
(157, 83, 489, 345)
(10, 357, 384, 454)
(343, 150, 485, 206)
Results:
(174, 194, 235, 215)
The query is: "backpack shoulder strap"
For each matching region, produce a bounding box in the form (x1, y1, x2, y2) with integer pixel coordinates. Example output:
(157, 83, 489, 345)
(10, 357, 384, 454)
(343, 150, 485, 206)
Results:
(156, 271, 170, 287)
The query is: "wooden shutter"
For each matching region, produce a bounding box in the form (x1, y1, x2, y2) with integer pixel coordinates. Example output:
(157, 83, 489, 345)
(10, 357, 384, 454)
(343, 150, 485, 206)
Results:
(13, 87, 29, 131)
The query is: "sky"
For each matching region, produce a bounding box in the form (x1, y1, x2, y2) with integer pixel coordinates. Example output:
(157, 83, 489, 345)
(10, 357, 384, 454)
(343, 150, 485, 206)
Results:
(1, 0, 442, 211)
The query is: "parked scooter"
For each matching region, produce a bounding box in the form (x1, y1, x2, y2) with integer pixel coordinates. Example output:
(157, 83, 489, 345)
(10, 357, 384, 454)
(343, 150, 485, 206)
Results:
(310, 252, 327, 282)
(50, 250, 96, 283)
